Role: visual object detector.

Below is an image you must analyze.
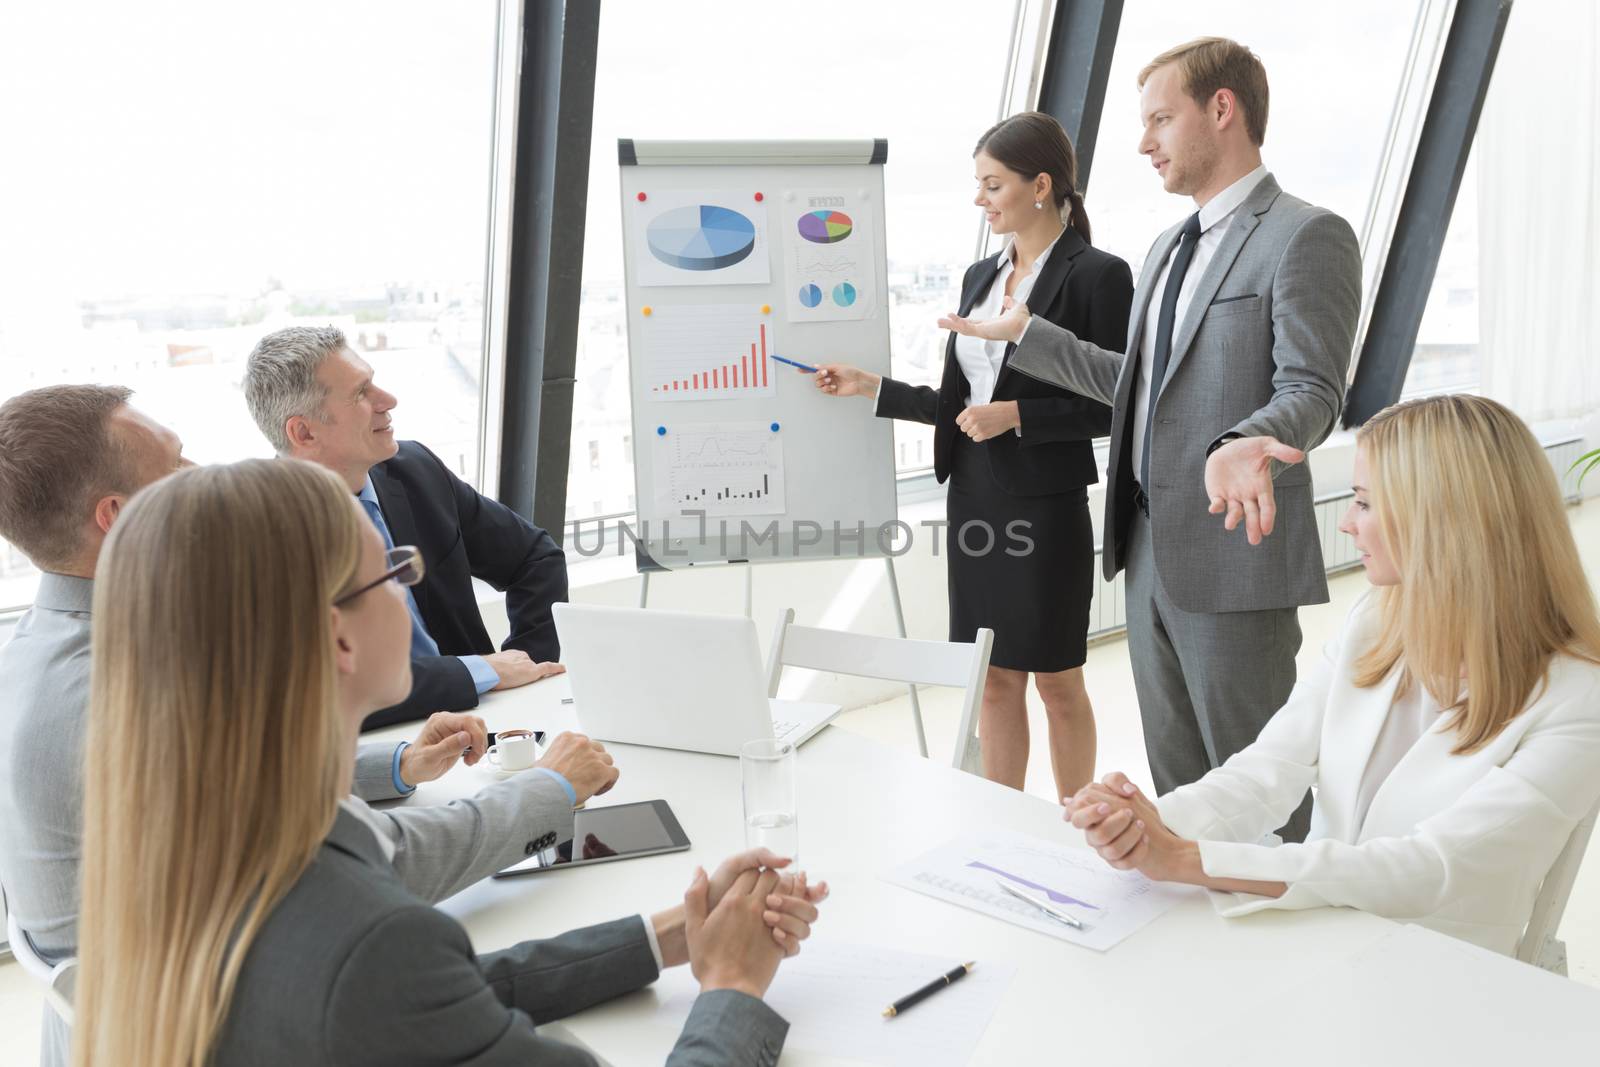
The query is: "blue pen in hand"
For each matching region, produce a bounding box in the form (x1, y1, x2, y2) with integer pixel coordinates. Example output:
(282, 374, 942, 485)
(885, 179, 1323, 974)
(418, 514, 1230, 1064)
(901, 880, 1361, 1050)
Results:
(769, 353, 820, 374)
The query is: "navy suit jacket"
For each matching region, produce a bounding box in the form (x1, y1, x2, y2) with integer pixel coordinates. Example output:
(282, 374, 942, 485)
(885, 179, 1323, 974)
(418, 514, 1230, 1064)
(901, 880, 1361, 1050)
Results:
(875, 227, 1131, 495)
(362, 441, 568, 730)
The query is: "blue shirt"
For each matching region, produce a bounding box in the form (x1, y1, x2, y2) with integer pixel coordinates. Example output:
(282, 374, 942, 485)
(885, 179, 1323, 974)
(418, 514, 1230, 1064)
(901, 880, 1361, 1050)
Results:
(357, 476, 498, 697)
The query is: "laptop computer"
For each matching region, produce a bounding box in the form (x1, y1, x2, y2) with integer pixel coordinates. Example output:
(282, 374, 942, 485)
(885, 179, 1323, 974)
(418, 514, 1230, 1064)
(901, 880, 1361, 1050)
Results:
(552, 602, 842, 756)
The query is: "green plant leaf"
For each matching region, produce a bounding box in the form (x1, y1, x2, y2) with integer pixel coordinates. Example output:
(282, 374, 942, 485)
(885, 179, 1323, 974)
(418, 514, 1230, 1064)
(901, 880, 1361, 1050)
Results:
(1569, 448, 1600, 488)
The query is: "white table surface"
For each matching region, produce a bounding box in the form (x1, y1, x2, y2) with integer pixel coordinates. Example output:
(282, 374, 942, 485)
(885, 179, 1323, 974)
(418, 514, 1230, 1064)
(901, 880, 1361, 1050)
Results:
(366, 675, 1597, 1065)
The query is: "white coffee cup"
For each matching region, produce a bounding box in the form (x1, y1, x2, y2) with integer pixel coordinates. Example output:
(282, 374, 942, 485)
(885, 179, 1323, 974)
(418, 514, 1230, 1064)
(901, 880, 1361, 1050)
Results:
(487, 729, 539, 772)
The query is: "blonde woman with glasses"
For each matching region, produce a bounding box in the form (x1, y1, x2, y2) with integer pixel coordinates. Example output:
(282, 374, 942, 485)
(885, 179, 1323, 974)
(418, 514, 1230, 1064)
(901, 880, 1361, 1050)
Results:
(73, 459, 823, 1067)
(1067, 395, 1600, 953)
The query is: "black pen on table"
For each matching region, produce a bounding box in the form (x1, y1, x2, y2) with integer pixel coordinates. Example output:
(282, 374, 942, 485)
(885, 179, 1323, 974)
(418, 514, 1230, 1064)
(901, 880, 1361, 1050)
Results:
(473, 730, 547, 754)
(882, 962, 975, 1019)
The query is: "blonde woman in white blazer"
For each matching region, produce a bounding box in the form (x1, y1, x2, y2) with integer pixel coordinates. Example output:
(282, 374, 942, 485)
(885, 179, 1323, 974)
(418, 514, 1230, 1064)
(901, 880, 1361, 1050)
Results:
(1068, 394, 1600, 954)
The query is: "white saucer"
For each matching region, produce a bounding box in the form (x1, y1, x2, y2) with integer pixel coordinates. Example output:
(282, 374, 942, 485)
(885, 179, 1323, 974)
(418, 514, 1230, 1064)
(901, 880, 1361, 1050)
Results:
(473, 751, 545, 782)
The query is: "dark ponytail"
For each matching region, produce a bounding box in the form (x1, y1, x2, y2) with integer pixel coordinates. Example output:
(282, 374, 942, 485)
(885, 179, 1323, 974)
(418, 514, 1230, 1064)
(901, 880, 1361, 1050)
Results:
(1064, 188, 1092, 246)
(973, 111, 1093, 246)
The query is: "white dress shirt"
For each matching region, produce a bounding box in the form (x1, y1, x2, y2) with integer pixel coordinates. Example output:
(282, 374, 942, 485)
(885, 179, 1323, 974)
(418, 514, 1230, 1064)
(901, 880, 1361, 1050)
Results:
(1129, 165, 1268, 482)
(955, 231, 1060, 408)
(878, 231, 1061, 436)
(1351, 680, 1443, 830)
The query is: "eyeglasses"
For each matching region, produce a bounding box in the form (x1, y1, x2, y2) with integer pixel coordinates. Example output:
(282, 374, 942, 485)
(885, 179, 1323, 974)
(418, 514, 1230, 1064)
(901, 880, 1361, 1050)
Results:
(334, 545, 425, 607)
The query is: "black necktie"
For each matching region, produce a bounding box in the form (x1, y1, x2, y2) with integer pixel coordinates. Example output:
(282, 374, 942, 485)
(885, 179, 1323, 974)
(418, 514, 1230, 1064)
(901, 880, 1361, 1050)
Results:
(1140, 212, 1203, 492)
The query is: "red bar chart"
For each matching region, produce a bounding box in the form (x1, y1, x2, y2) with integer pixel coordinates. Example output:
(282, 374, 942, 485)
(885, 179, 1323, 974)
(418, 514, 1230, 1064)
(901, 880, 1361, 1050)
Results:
(641, 304, 776, 401)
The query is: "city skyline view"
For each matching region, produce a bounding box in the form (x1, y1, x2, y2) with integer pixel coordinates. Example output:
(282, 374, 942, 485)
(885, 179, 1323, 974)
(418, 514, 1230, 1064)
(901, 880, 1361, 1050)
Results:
(1, 0, 1481, 609)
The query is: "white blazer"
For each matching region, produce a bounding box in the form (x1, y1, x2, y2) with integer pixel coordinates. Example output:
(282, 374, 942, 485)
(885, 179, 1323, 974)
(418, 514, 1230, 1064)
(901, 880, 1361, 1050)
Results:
(1156, 591, 1600, 954)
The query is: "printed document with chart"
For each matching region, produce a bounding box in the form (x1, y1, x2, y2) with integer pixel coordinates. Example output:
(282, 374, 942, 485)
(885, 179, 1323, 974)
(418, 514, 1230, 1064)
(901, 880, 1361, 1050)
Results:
(886, 828, 1197, 951)
(651, 421, 787, 517)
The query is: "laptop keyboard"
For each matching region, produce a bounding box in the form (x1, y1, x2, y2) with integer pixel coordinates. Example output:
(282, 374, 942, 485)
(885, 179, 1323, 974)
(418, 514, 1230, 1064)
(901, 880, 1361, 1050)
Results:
(772, 719, 802, 740)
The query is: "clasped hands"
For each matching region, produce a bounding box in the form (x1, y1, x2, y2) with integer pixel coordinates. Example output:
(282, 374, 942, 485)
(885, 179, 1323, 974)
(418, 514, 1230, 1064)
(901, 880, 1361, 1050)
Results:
(1064, 772, 1198, 884)
(657, 849, 830, 1000)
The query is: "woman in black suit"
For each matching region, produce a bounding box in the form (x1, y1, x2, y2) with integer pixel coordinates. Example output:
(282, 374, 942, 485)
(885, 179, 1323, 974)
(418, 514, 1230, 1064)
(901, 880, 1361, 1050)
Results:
(814, 112, 1133, 798)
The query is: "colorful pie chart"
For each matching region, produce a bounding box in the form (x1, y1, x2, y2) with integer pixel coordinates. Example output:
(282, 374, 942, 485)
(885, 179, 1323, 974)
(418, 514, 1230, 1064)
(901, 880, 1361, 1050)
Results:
(797, 209, 853, 244)
(831, 282, 857, 307)
(646, 205, 757, 271)
(798, 283, 823, 308)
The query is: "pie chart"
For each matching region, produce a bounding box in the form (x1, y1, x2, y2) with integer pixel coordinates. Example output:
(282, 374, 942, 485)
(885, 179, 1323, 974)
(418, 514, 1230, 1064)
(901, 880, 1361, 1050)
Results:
(799, 283, 823, 308)
(831, 282, 857, 307)
(647, 205, 758, 271)
(798, 209, 853, 244)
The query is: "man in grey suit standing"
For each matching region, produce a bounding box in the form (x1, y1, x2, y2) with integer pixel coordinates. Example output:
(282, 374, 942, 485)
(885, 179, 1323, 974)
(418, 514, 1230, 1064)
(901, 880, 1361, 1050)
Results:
(945, 38, 1361, 841)
(0, 385, 616, 1066)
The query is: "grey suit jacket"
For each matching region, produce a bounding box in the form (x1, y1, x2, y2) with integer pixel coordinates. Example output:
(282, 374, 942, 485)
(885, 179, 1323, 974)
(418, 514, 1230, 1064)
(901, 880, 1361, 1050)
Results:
(1010, 173, 1361, 614)
(0, 575, 413, 962)
(0, 573, 576, 1067)
(212, 808, 788, 1066)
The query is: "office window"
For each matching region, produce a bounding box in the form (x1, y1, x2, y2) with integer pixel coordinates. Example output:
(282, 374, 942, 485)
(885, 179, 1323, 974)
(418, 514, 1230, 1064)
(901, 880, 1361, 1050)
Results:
(1404, 147, 1479, 397)
(0, 2, 499, 610)
(567, 0, 1022, 528)
(1080, 2, 1423, 279)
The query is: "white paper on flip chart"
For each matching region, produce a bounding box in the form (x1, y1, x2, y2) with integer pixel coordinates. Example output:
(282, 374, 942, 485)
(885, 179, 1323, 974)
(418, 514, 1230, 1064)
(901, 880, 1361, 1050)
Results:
(629, 189, 772, 289)
(650, 420, 787, 518)
(884, 828, 1197, 952)
(779, 189, 878, 323)
(638, 303, 778, 403)
(655, 939, 1016, 1067)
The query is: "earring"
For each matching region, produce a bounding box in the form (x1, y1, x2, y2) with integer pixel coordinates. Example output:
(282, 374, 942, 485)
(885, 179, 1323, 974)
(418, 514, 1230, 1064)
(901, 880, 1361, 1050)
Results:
(1034, 201, 1043, 210)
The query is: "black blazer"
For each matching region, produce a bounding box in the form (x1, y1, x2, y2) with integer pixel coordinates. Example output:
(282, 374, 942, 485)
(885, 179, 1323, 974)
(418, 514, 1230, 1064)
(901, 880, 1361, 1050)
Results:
(875, 228, 1132, 495)
(362, 441, 568, 730)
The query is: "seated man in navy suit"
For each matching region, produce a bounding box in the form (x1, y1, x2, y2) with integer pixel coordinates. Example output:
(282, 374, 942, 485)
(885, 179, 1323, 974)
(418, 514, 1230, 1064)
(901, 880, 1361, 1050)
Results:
(245, 326, 568, 729)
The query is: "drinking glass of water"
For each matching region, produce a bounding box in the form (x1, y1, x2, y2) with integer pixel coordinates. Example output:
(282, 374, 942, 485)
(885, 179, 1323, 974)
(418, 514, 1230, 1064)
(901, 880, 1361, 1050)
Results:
(741, 738, 798, 868)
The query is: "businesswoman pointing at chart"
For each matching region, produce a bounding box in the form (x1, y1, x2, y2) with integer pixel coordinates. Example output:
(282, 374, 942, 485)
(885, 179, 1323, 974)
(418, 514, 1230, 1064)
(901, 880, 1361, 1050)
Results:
(1068, 396, 1600, 955)
(813, 112, 1133, 798)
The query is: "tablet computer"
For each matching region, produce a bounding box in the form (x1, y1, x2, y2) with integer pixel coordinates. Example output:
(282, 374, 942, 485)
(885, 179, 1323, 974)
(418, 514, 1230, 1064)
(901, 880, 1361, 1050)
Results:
(492, 798, 690, 878)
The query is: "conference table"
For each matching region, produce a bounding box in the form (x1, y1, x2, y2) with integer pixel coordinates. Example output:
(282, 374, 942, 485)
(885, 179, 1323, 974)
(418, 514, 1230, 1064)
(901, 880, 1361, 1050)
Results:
(366, 675, 1598, 1064)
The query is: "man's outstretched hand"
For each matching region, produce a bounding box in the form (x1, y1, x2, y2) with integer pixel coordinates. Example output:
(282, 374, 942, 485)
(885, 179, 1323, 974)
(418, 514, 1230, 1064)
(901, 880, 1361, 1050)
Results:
(1204, 436, 1306, 545)
(938, 298, 1031, 343)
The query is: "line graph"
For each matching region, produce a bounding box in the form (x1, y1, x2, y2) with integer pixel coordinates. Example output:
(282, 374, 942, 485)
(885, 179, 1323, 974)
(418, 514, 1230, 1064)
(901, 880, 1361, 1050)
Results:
(652, 422, 786, 516)
(794, 256, 857, 276)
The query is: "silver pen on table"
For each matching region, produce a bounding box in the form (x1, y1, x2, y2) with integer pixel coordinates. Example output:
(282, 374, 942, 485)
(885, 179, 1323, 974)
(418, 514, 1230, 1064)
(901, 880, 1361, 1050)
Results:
(994, 879, 1086, 931)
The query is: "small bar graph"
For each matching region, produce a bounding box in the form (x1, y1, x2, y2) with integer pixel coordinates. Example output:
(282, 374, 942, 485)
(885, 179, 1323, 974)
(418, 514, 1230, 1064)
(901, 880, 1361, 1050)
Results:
(676, 473, 772, 504)
(652, 422, 786, 516)
(641, 304, 775, 402)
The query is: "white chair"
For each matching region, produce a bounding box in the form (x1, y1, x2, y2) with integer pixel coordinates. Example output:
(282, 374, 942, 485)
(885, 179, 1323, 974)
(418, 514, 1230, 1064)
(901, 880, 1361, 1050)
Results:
(1515, 804, 1599, 974)
(765, 609, 993, 774)
(5, 904, 76, 1024)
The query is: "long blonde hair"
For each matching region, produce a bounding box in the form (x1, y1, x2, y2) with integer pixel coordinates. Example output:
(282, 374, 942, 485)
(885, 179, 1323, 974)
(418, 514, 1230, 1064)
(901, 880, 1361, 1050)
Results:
(74, 459, 364, 1067)
(1352, 395, 1600, 753)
